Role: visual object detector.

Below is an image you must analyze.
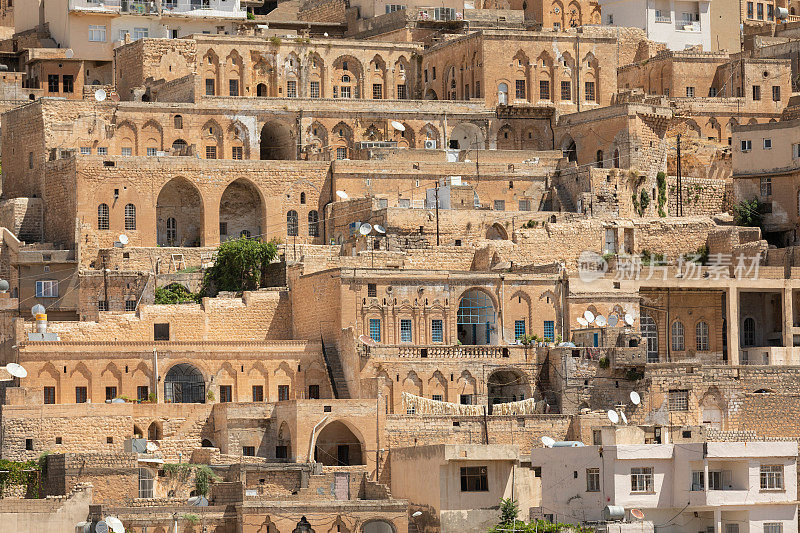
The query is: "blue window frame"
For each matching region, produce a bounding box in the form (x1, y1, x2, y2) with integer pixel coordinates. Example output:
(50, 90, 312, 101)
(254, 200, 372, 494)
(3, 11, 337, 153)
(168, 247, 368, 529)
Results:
(400, 319, 412, 343)
(432, 319, 443, 343)
(369, 318, 381, 342)
(543, 320, 555, 341)
(514, 320, 526, 340)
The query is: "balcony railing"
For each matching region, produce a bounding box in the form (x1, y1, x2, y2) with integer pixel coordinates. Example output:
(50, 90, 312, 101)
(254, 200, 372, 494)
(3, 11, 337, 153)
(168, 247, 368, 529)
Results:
(676, 20, 701, 31)
(654, 15, 672, 23)
(362, 344, 528, 359)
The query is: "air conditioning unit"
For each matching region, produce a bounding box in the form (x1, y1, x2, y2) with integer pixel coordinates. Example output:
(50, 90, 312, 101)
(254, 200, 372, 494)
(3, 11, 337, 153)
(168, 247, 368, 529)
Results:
(424, 140, 437, 149)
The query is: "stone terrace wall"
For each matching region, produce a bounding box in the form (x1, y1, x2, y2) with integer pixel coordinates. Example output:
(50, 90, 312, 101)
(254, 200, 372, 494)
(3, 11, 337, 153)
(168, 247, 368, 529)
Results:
(0, 198, 42, 243)
(667, 176, 730, 216)
(39, 290, 291, 341)
(114, 38, 197, 99)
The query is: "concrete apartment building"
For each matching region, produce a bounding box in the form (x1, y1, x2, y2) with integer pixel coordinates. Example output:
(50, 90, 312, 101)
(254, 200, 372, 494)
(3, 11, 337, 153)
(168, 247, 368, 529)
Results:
(532, 430, 799, 531)
(598, 0, 712, 51)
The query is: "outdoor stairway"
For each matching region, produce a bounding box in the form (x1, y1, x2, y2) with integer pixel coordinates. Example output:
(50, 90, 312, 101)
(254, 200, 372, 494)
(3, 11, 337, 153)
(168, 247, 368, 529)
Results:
(321, 341, 351, 399)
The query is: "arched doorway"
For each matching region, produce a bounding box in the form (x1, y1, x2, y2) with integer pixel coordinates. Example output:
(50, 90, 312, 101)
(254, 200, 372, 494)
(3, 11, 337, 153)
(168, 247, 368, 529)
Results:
(363, 521, 395, 533)
(171, 139, 189, 155)
(260, 121, 295, 160)
(487, 368, 531, 412)
(449, 122, 484, 150)
(486, 223, 508, 240)
(641, 313, 658, 363)
(314, 420, 364, 466)
(156, 177, 204, 246)
(256, 83, 268, 96)
(219, 179, 264, 242)
(561, 136, 577, 162)
(498, 83, 508, 105)
(457, 289, 496, 345)
(164, 363, 205, 403)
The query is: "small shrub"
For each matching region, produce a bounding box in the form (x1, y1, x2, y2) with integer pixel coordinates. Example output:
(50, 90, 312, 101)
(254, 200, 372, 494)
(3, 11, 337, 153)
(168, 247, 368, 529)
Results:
(599, 356, 610, 369)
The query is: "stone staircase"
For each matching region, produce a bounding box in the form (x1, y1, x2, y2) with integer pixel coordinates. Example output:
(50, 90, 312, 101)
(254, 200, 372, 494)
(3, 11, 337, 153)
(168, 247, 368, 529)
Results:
(321, 341, 351, 399)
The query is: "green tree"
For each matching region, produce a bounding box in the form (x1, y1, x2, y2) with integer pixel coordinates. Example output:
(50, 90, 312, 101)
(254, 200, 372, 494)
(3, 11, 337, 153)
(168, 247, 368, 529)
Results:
(733, 198, 764, 229)
(499, 498, 519, 525)
(154, 283, 200, 304)
(201, 237, 278, 295)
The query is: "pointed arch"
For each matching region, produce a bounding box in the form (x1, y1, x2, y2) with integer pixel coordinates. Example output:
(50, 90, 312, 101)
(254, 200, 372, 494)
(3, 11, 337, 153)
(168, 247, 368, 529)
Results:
(427, 370, 448, 402)
(225, 49, 244, 96)
(157, 177, 204, 246)
(202, 48, 221, 96)
(115, 120, 138, 156)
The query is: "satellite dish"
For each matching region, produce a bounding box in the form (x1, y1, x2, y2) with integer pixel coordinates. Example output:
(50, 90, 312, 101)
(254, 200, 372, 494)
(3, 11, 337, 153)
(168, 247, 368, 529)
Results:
(631, 508, 645, 520)
(65, 49, 74, 58)
(336, 190, 349, 200)
(608, 315, 618, 327)
(583, 310, 595, 324)
(187, 495, 209, 507)
(596, 315, 607, 327)
(94, 88, 107, 102)
(104, 517, 125, 533)
(630, 391, 641, 405)
(77, 522, 91, 533)
(624, 313, 635, 326)
(374, 224, 386, 234)
(118, 234, 129, 245)
(95, 521, 109, 533)
(607, 410, 619, 424)
(146, 441, 159, 453)
(391, 120, 406, 131)
(541, 436, 556, 448)
(359, 223, 372, 235)
(6, 363, 27, 378)
(324, 32, 329, 37)
(358, 334, 378, 347)
(111, 398, 125, 404)
(31, 304, 45, 316)
(576, 317, 588, 327)
(620, 411, 628, 424)
(110, 92, 120, 102)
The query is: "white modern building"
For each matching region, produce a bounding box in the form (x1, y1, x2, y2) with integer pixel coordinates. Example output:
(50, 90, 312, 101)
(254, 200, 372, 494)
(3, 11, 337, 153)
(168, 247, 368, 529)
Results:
(598, 0, 712, 51)
(15, 0, 247, 61)
(531, 428, 798, 533)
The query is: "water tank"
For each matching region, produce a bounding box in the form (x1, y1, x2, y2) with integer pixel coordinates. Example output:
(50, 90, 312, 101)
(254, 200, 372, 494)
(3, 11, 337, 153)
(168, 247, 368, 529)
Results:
(777, 6, 789, 18)
(602, 505, 625, 521)
(552, 441, 585, 447)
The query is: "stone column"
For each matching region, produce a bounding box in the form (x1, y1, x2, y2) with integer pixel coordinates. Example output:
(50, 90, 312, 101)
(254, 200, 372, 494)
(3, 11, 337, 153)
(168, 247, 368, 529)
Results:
(727, 286, 739, 365)
(783, 287, 794, 350)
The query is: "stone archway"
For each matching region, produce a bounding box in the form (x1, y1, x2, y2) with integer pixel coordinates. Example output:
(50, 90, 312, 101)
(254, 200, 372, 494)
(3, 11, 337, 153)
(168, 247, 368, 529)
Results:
(219, 178, 264, 241)
(260, 121, 295, 160)
(156, 177, 204, 247)
(314, 420, 364, 466)
(164, 363, 205, 404)
(487, 368, 531, 413)
(457, 289, 496, 345)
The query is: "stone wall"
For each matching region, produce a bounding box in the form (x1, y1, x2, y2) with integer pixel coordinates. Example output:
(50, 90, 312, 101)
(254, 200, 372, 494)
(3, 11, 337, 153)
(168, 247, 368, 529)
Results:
(0, 198, 42, 243)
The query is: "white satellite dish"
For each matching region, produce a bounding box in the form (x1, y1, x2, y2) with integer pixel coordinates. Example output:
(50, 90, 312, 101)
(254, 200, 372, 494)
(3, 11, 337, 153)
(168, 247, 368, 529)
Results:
(65, 49, 74, 59)
(624, 313, 635, 326)
(31, 304, 45, 316)
(336, 190, 349, 200)
(620, 411, 628, 424)
(583, 310, 595, 324)
(187, 495, 209, 507)
(359, 223, 372, 235)
(541, 436, 556, 448)
(596, 315, 607, 327)
(577, 317, 588, 327)
(118, 234, 129, 245)
(607, 410, 619, 424)
(94, 88, 107, 102)
(608, 315, 618, 327)
(6, 363, 27, 378)
(146, 441, 159, 453)
(374, 224, 386, 234)
(323, 32, 329, 37)
(630, 391, 641, 405)
(391, 120, 406, 131)
(105, 517, 125, 533)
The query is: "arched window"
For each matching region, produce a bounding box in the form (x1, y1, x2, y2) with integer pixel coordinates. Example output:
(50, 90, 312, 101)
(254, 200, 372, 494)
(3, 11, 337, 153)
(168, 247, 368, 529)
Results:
(240, 229, 251, 238)
(671, 321, 685, 351)
(308, 210, 319, 237)
(596, 150, 603, 167)
(164, 363, 205, 403)
(300, 192, 306, 204)
(342, 74, 351, 83)
(613, 149, 620, 168)
(287, 210, 299, 236)
(498, 82, 509, 105)
(174, 115, 183, 129)
(124, 203, 136, 230)
(641, 313, 658, 363)
(98, 203, 110, 230)
(696, 321, 709, 351)
(743, 317, 755, 347)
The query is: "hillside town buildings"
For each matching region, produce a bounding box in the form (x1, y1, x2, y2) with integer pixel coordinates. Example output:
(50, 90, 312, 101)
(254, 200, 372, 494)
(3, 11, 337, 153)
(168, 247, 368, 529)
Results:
(1, 0, 800, 532)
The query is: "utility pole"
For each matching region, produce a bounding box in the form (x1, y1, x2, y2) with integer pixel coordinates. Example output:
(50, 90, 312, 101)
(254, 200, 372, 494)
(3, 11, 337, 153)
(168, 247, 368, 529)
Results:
(676, 134, 683, 217)
(434, 182, 440, 246)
